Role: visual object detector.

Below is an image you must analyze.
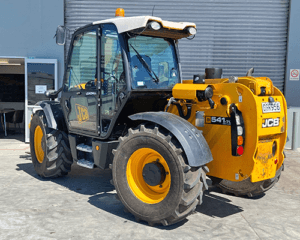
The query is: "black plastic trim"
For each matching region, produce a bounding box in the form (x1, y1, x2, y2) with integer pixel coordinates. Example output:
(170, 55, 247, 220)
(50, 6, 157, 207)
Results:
(68, 134, 78, 161)
(92, 140, 119, 169)
(37, 101, 66, 131)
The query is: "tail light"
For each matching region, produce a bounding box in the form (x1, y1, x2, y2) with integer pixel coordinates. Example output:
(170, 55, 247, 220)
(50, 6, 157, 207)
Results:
(237, 136, 243, 145)
(237, 146, 244, 155)
(230, 104, 245, 156)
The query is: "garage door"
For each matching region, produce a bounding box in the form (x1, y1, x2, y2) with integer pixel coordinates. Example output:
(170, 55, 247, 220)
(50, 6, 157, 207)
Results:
(65, 0, 290, 92)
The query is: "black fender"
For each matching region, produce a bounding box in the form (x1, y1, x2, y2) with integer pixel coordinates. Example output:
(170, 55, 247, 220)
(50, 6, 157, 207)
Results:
(34, 101, 66, 131)
(129, 111, 213, 167)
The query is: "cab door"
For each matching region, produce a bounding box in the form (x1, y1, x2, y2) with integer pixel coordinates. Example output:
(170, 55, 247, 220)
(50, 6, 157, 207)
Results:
(61, 27, 100, 136)
(99, 24, 126, 137)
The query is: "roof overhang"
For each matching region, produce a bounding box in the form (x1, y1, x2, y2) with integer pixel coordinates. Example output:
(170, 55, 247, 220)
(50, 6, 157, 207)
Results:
(93, 16, 196, 39)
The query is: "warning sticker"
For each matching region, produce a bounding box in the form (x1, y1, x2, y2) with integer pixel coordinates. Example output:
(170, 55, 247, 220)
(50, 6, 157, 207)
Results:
(290, 69, 299, 81)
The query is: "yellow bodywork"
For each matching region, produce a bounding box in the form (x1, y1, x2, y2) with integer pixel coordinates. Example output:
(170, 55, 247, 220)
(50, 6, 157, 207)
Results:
(168, 77, 287, 182)
(126, 148, 171, 204)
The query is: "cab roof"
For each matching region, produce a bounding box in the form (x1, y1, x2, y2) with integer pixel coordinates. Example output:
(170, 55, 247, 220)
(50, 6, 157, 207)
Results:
(93, 16, 196, 39)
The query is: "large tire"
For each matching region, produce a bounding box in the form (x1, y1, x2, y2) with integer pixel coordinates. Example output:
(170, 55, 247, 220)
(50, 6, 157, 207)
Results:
(30, 111, 73, 178)
(112, 123, 208, 226)
(215, 164, 283, 197)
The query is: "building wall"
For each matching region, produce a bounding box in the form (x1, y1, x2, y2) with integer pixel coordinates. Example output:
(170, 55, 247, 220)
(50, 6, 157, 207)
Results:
(64, 0, 289, 92)
(284, 0, 300, 149)
(285, 0, 300, 107)
(0, 0, 64, 84)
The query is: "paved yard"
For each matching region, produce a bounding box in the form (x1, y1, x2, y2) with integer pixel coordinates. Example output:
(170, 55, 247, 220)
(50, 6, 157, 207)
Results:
(0, 135, 300, 239)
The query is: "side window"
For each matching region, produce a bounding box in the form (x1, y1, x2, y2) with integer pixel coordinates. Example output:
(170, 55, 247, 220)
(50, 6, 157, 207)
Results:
(65, 29, 97, 91)
(100, 24, 125, 133)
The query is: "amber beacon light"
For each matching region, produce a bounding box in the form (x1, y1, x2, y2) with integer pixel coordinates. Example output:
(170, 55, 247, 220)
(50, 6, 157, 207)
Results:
(115, 8, 125, 17)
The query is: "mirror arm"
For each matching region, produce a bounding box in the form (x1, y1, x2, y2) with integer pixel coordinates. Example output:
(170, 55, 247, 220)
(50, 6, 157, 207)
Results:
(45, 87, 63, 100)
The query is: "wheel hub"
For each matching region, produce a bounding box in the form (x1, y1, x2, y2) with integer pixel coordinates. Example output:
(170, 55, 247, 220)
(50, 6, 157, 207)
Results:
(126, 148, 171, 204)
(34, 125, 44, 163)
(142, 161, 166, 186)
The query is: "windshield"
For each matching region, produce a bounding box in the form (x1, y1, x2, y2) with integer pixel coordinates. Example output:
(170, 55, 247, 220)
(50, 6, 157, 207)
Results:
(127, 35, 179, 89)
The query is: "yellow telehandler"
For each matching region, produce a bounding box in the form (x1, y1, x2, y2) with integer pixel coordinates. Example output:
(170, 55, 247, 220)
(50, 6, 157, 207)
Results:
(30, 8, 287, 226)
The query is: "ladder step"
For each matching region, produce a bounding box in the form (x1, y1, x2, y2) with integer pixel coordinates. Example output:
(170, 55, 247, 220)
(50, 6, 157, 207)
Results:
(77, 159, 94, 169)
(76, 143, 93, 153)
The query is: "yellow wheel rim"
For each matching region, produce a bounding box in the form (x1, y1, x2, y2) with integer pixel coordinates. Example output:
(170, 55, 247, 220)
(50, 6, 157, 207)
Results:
(126, 148, 171, 204)
(34, 125, 44, 163)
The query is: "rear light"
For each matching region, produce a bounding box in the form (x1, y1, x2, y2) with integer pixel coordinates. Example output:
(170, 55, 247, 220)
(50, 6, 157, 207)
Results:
(230, 104, 245, 156)
(235, 115, 241, 125)
(237, 136, 243, 145)
(237, 146, 244, 155)
(237, 126, 243, 136)
(274, 159, 278, 164)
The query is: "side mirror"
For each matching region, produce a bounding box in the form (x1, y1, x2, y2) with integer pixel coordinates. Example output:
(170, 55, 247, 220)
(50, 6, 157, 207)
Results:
(56, 25, 66, 45)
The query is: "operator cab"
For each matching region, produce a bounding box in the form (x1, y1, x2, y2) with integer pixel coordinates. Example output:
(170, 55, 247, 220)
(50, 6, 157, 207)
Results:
(56, 8, 197, 139)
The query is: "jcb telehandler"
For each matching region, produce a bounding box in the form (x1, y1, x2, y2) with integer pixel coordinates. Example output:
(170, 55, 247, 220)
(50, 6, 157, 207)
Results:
(30, 8, 287, 226)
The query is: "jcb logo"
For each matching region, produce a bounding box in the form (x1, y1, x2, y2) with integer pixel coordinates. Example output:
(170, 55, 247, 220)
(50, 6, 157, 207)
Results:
(75, 104, 89, 123)
(262, 117, 279, 128)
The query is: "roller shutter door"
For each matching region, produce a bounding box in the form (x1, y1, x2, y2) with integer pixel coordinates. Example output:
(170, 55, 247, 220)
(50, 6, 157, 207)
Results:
(65, 0, 289, 92)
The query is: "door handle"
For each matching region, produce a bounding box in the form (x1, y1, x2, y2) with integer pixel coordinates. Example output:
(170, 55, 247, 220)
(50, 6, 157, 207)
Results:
(76, 92, 81, 95)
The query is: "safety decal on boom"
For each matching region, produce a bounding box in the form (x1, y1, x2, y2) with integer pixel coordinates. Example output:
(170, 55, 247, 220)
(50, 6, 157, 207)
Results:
(75, 104, 89, 124)
(206, 116, 231, 125)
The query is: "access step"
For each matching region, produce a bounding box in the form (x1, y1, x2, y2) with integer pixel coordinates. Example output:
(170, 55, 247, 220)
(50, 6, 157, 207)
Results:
(76, 143, 93, 153)
(77, 159, 94, 169)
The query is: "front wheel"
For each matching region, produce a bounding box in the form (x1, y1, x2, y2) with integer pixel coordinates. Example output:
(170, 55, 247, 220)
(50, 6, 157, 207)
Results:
(112, 123, 208, 226)
(30, 111, 73, 178)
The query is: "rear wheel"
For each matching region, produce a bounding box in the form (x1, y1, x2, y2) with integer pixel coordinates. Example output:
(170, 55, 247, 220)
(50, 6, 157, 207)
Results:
(30, 111, 72, 178)
(112, 123, 208, 226)
(215, 165, 283, 197)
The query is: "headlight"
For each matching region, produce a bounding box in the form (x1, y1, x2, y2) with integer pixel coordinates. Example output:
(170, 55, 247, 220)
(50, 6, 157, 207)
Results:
(148, 21, 161, 30)
(187, 27, 197, 35)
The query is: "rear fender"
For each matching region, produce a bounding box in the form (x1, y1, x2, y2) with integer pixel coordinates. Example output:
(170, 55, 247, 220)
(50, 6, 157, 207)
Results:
(129, 111, 213, 167)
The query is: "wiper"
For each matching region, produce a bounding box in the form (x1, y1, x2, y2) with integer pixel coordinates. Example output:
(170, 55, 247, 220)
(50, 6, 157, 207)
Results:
(130, 44, 160, 83)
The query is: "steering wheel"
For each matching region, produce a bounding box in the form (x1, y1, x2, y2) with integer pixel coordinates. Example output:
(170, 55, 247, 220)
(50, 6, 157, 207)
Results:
(85, 80, 96, 89)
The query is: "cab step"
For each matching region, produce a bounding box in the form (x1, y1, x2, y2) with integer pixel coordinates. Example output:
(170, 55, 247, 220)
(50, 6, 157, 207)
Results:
(77, 159, 94, 169)
(76, 143, 93, 153)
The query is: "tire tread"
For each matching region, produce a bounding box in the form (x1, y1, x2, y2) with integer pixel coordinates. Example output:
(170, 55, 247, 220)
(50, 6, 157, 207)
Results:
(30, 111, 72, 178)
(113, 123, 209, 226)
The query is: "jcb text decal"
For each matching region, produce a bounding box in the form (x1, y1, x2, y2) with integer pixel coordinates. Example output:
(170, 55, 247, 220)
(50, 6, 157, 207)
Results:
(262, 118, 279, 128)
(75, 104, 89, 124)
(206, 116, 231, 125)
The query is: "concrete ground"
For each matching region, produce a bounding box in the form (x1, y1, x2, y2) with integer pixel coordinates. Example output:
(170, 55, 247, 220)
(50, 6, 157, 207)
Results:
(0, 134, 300, 240)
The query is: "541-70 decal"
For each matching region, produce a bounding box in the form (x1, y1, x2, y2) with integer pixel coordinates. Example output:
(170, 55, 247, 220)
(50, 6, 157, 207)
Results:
(206, 116, 231, 125)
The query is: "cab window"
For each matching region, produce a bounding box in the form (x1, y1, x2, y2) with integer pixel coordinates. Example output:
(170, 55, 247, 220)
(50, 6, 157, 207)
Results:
(65, 29, 97, 91)
(127, 35, 179, 89)
(100, 24, 126, 133)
